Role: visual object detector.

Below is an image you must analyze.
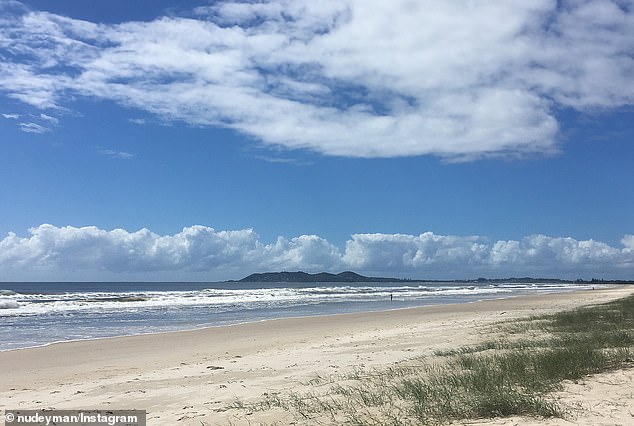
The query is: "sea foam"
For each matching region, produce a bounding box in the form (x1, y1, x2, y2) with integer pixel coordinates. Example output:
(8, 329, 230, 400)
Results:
(0, 299, 19, 309)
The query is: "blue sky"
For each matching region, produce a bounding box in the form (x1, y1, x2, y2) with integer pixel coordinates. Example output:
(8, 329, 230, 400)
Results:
(0, 0, 633, 281)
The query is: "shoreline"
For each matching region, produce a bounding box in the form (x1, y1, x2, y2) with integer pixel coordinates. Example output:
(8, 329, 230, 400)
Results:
(1, 285, 633, 425)
(0, 286, 612, 353)
(0, 293, 526, 353)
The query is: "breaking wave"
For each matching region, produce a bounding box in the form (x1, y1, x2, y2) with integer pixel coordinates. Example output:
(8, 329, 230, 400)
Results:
(0, 282, 596, 318)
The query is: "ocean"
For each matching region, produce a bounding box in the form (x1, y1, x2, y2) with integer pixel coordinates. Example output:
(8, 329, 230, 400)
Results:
(0, 281, 600, 351)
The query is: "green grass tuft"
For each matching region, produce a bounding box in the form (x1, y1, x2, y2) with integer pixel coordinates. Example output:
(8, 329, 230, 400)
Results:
(230, 293, 634, 425)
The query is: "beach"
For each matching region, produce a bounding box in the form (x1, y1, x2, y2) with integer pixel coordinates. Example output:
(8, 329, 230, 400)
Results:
(1, 285, 633, 425)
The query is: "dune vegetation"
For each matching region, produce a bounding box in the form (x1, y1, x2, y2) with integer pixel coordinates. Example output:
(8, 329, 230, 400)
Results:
(232, 293, 634, 425)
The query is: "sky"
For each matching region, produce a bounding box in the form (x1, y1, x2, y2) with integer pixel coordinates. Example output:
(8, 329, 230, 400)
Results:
(0, 0, 633, 281)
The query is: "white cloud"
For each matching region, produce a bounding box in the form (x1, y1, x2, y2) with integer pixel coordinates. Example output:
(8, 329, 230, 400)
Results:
(1, 224, 633, 281)
(18, 121, 49, 133)
(2, 113, 19, 119)
(263, 235, 344, 271)
(39, 113, 58, 124)
(0, 1, 631, 159)
(621, 234, 634, 252)
(0, 225, 342, 280)
(251, 154, 310, 165)
(343, 232, 490, 275)
(98, 149, 135, 160)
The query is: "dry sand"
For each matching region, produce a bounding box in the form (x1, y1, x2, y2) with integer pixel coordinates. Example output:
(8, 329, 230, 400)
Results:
(1, 286, 633, 425)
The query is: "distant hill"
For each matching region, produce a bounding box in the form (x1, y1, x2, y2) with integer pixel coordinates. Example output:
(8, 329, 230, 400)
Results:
(233, 272, 634, 284)
(238, 271, 403, 283)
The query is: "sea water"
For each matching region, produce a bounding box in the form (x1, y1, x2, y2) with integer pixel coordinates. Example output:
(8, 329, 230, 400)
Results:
(0, 281, 599, 351)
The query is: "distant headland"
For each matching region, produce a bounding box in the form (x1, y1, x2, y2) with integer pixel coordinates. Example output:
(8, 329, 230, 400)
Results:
(232, 271, 634, 284)
(235, 271, 399, 283)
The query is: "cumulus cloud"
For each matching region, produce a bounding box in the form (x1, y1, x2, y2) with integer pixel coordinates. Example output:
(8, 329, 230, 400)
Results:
(1, 224, 633, 281)
(0, 0, 632, 160)
(263, 235, 344, 271)
(343, 233, 490, 276)
(622, 234, 634, 252)
(0, 225, 343, 280)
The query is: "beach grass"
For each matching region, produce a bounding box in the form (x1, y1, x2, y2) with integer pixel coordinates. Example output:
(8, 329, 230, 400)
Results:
(231, 292, 634, 425)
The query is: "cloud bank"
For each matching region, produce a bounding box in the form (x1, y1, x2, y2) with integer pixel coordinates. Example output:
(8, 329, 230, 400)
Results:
(1, 224, 633, 281)
(1, 0, 632, 160)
